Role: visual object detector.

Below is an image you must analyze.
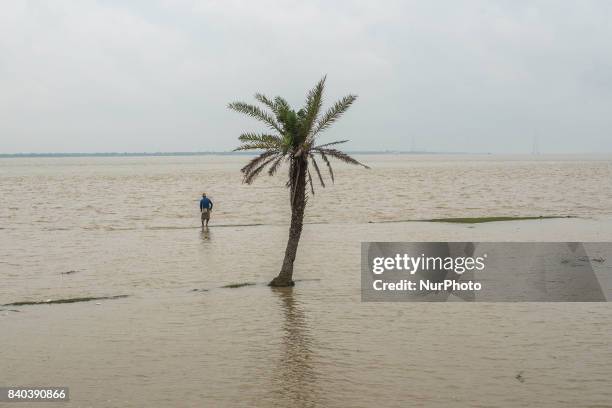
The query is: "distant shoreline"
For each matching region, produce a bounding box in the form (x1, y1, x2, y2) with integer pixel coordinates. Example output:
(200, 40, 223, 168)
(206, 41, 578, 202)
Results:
(1, 151, 610, 158)
(0, 151, 469, 158)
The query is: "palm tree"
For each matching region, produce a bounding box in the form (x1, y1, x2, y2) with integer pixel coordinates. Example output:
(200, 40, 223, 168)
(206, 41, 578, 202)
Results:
(228, 76, 369, 287)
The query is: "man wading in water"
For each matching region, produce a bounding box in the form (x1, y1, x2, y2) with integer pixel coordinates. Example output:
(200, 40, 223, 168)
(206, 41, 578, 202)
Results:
(200, 193, 213, 227)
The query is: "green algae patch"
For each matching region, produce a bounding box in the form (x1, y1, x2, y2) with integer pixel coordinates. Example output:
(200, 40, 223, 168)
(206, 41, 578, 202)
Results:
(221, 282, 257, 289)
(3, 295, 129, 307)
(424, 216, 571, 224)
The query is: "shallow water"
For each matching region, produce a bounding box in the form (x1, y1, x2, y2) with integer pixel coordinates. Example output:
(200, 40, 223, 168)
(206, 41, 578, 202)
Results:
(1, 155, 612, 407)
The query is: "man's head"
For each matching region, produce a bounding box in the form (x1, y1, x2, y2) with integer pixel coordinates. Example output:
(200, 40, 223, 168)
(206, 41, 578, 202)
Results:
(202, 193, 207, 198)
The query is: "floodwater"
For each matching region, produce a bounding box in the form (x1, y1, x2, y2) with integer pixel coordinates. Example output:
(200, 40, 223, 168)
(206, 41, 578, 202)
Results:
(1, 154, 612, 407)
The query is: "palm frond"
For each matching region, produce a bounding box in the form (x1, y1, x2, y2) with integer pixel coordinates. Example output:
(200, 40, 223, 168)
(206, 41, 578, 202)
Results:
(315, 139, 348, 149)
(238, 132, 282, 145)
(313, 148, 370, 169)
(254, 93, 277, 113)
(319, 150, 334, 183)
(228, 102, 283, 133)
(244, 155, 279, 184)
(303, 76, 326, 139)
(307, 168, 315, 195)
(274, 97, 290, 113)
(312, 95, 357, 137)
(241, 150, 279, 176)
(310, 154, 325, 187)
(234, 143, 277, 151)
(268, 155, 285, 176)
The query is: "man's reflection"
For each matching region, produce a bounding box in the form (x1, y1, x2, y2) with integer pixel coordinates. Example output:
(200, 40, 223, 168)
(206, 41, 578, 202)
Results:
(200, 226, 211, 241)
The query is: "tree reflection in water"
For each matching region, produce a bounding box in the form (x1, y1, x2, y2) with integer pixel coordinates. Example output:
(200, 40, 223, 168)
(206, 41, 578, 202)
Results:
(270, 288, 321, 408)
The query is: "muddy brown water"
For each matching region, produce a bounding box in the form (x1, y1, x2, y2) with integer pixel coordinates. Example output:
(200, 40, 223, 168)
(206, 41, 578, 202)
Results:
(1, 155, 612, 407)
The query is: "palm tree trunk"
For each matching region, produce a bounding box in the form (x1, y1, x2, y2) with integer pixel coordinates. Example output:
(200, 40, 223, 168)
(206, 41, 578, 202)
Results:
(269, 157, 307, 287)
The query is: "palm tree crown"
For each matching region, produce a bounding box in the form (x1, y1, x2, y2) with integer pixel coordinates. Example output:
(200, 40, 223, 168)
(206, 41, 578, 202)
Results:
(228, 76, 369, 197)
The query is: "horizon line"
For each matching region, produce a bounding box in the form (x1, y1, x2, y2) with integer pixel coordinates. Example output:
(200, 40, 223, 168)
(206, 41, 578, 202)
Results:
(1, 150, 610, 158)
(0, 150, 473, 158)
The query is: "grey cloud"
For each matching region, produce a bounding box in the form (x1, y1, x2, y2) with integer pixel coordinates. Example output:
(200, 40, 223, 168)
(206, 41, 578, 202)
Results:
(1, 0, 611, 153)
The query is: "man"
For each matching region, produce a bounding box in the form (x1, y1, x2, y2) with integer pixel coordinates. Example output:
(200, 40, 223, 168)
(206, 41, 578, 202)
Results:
(199, 193, 213, 227)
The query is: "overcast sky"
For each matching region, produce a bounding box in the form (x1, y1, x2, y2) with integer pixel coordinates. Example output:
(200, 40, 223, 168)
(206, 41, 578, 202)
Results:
(1, 1, 611, 153)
